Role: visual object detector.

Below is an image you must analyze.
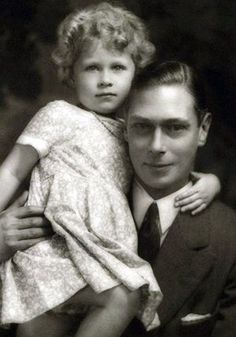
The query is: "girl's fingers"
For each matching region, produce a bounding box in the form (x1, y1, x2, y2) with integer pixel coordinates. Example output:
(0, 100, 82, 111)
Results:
(191, 171, 203, 179)
(180, 199, 203, 212)
(175, 192, 200, 207)
(175, 189, 198, 202)
(191, 203, 207, 215)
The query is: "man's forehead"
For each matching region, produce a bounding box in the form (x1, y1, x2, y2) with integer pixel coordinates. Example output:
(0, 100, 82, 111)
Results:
(128, 113, 191, 125)
(128, 84, 196, 122)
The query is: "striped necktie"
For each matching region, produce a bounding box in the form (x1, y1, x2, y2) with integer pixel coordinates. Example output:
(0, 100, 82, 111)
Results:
(138, 202, 161, 264)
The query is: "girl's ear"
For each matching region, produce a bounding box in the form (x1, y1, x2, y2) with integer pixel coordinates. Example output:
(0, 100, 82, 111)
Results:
(67, 66, 75, 88)
(198, 112, 212, 146)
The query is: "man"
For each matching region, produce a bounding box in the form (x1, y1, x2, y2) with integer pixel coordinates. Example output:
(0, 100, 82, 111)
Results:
(1, 61, 236, 336)
(123, 61, 236, 337)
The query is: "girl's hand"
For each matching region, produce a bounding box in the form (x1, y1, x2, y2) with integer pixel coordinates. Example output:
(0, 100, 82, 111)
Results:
(174, 172, 221, 215)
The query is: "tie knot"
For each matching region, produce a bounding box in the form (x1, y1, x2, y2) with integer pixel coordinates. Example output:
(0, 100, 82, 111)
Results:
(138, 202, 161, 263)
(144, 202, 159, 223)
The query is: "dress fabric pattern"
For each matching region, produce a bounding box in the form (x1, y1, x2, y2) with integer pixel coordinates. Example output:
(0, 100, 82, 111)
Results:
(0, 101, 162, 329)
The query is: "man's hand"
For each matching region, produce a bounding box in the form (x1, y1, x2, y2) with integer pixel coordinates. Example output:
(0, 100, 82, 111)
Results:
(0, 191, 53, 260)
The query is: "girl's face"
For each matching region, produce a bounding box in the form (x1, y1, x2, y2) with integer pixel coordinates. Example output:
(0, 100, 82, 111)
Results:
(73, 40, 135, 116)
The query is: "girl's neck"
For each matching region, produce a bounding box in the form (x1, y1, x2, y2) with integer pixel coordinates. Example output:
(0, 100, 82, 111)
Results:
(76, 102, 117, 120)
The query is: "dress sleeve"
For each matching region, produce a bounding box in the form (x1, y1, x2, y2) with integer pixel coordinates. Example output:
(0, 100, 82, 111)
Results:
(17, 101, 70, 158)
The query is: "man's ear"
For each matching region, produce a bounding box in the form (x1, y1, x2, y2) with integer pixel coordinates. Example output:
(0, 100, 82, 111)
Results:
(198, 112, 212, 146)
(123, 127, 128, 142)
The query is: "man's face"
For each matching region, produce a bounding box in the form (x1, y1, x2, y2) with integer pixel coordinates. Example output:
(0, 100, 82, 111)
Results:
(125, 84, 211, 199)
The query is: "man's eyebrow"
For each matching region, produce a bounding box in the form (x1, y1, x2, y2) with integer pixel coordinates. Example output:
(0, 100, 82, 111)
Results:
(162, 118, 190, 124)
(129, 115, 152, 123)
(129, 115, 190, 124)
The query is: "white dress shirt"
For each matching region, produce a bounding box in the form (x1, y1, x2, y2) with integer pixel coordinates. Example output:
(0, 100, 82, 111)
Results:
(132, 180, 193, 245)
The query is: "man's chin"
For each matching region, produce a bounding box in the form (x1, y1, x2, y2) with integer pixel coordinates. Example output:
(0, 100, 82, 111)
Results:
(146, 170, 174, 186)
(138, 176, 173, 196)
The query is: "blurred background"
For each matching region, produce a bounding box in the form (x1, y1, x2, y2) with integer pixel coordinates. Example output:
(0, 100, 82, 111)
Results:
(1, 0, 236, 208)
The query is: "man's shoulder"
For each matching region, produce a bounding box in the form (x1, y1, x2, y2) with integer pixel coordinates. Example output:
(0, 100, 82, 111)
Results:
(203, 199, 236, 239)
(179, 200, 236, 257)
(207, 199, 236, 222)
(184, 199, 236, 223)
(180, 199, 236, 240)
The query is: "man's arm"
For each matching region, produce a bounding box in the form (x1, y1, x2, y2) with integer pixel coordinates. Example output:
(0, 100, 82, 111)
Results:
(212, 260, 236, 337)
(0, 192, 53, 262)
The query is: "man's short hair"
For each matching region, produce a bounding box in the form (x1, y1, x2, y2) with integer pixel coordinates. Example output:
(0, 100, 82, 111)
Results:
(129, 61, 209, 124)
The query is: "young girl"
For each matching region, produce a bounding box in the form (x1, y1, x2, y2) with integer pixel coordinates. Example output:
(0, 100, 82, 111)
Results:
(0, 3, 220, 337)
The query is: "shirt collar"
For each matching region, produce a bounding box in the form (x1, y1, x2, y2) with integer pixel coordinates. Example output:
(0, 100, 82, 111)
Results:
(132, 180, 193, 235)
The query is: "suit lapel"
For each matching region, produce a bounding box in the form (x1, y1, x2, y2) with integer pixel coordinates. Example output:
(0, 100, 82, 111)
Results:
(152, 210, 216, 327)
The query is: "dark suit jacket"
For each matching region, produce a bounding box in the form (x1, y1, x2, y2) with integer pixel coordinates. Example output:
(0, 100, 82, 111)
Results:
(124, 200, 236, 337)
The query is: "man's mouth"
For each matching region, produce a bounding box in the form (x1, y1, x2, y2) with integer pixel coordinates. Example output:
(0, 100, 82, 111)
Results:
(145, 162, 173, 169)
(96, 93, 117, 97)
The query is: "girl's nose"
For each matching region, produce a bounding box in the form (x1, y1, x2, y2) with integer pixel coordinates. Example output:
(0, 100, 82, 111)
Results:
(98, 70, 113, 87)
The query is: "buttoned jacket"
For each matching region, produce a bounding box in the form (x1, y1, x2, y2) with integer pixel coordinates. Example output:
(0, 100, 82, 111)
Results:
(125, 200, 236, 337)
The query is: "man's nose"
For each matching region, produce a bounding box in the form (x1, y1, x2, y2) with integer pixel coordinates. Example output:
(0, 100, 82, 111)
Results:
(149, 129, 166, 153)
(98, 69, 113, 87)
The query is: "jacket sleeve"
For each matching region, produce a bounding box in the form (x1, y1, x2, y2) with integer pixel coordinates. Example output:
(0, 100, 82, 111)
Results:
(212, 245, 236, 336)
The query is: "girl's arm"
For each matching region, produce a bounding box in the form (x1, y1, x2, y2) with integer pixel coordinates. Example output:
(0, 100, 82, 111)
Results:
(174, 172, 221, 215)
(0, 143, 39, 212)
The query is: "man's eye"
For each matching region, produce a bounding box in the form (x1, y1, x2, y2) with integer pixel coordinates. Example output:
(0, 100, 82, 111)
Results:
(165, 124, 187, 135)
(172, 124, 185, 131)
(85, 65, 99, 71)
(168, 124, 186, 131)
(133, 123, 151, 132)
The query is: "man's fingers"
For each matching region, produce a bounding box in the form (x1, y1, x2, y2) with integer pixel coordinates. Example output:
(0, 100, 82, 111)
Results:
(6, 205, 45, 219)
(4, 226, 53, 242)
(7, 237, 51, 251)
(2, 216, 50, 230)
(7, 191, 29, 210)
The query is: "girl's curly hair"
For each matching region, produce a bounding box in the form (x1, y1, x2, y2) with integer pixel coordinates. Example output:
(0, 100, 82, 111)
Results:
(52, 2, 156, 85)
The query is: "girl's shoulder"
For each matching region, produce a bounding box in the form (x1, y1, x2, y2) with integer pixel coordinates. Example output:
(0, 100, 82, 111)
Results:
(38, 100, 94, 125)
(18, 101, 94, 155)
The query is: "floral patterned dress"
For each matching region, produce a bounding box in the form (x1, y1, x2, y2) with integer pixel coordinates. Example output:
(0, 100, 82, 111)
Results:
(0, 100, 162, 329)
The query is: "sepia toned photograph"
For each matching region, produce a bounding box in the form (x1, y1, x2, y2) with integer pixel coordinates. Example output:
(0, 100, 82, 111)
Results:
(0, 1, 236, 336)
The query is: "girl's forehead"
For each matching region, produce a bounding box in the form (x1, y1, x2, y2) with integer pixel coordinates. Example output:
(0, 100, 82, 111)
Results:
(80, 39, 131, 59)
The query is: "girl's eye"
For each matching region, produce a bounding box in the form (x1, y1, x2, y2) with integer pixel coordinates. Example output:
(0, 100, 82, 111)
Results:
(112, 64, 126, 71)
(85, 65, 99, 71)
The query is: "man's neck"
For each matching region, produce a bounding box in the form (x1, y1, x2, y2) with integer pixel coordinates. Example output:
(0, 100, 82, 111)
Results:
(135, 176, 191, 200)
(132, 179, 193, 235)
